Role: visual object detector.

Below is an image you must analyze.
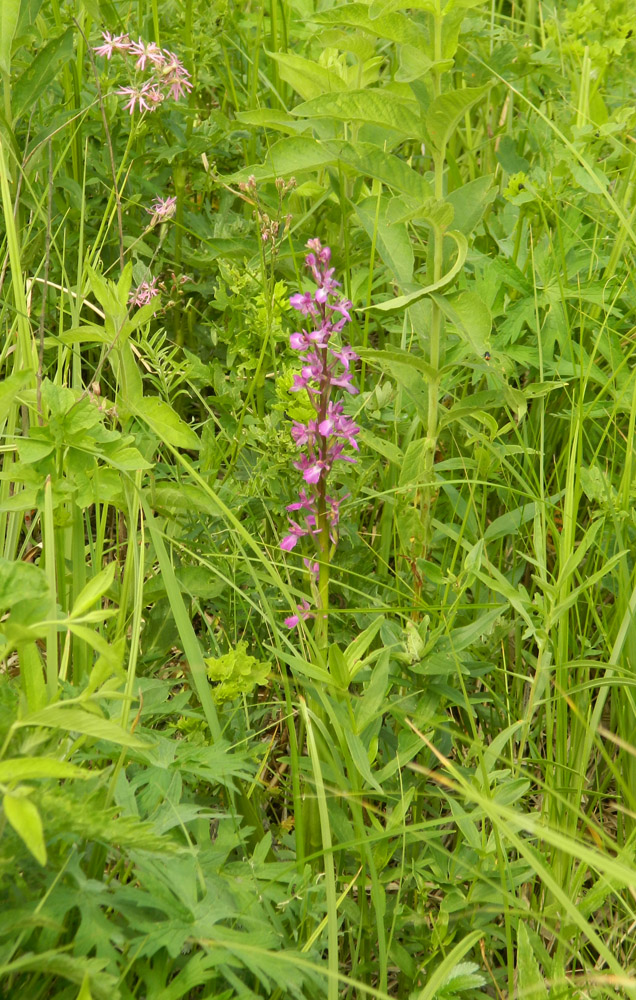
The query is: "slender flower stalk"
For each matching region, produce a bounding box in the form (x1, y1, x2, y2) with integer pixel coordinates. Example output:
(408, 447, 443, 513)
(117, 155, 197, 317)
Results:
(281, 240, 359, 642)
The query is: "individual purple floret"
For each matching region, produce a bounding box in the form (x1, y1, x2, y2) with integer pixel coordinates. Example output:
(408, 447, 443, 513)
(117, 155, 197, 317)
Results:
(280, 239, 359, 628)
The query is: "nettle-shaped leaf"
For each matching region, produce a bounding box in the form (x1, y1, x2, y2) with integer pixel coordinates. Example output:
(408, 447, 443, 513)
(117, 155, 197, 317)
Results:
(204, 642, 270, 704)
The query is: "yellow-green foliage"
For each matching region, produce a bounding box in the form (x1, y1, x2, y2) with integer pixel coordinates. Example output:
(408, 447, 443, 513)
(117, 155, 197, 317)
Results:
(204, 642, 270, 704)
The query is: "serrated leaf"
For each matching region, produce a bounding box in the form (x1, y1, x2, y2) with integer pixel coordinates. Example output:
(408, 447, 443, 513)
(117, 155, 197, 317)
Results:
(12, 28, 75, 121)
(425, 86, 488, 152)
(3, 792, 47, 865)
(133, 396, 200, 450)
(517, 922, 549, 1000)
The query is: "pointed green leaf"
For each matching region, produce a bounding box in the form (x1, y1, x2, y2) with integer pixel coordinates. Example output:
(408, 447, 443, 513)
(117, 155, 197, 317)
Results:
(70, 562, 116, 618)
(133, 396, 200, 451)
(15, 704, 148, 747)
(0, 757, 95, 782)
(0, 369, 33, 428)
(292, 89, 421, 139)
(431, 290, 491, 354)
(517, 923, 549, 1000)
(425, 86, 488, 152)
(12, 28, 75, 121)
(314, 3, 427, 47)
(0, 0, 21, 76)
(3, 792, 47, 865)
(365, 230, 467, 313)
(355, 195, 414, 286)
(266, 50, 346, 101)
(228, 136, 338, 183)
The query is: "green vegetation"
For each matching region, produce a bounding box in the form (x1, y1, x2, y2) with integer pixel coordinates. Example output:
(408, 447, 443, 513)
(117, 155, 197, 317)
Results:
(1, 0, 635, 997)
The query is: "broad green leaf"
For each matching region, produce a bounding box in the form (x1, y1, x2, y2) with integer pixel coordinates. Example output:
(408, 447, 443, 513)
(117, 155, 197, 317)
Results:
(235, 107, 309, 134)
(370, 0, 436, 15)
(344, 729, 383, 792)
(357, 348, 437, 383)
(365, 230, 467, 313)
(266, 50, 346, 101)
(485, 501, 537, 541)
(70, 562, 116, 618)
(110, 342, 142, 410)
(133, 396, 200, 451)
(124, 296, 161, 333)
(355, 649, 391, 732)
(59, 325, 112, 345)
(343, 616, 385, 674)
(0, 0, 21, 76)
(15, 704, 148, 747)
(292, 89, 421, 139)
(3, 792, 47, 865)
(355, 195, 414, 286)
(399, 438, 428, 487)
(0, 557, 49, 613)
(357, 428, 403, 467)
(12, 28, 75, 121)
(431, 290, 491, 354)
(332, 141, 431, 199)
(0, 368, 33, 428)
(16, 0, 44, 37)
(313, 3, 427, 47)
(516, 922, 549, 1000)
(446, 0, 489, 9)
(446, 175, 496, 235)
(425, 86, 488, 152)
(228, 136, 338, 183)
(396, 44, 434, 82)
(358, 351, 429, 422)
(0, 757, 95, 782)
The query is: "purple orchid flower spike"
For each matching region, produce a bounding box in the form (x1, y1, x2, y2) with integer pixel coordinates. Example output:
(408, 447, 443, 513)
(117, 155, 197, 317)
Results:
(280, 239, 360, 628)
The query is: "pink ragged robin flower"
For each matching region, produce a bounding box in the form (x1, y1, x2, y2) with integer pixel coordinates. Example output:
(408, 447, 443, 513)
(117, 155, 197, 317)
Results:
(94, 32, 131, 59)
(129, 277, 159, 307)
(147, 195, 177, 225)
(129, 38, 165, 71)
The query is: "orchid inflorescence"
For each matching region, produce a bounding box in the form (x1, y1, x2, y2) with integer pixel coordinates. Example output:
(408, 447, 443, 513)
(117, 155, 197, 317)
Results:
(281, 240, 359, 628)
(94, 32, 193, 113)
